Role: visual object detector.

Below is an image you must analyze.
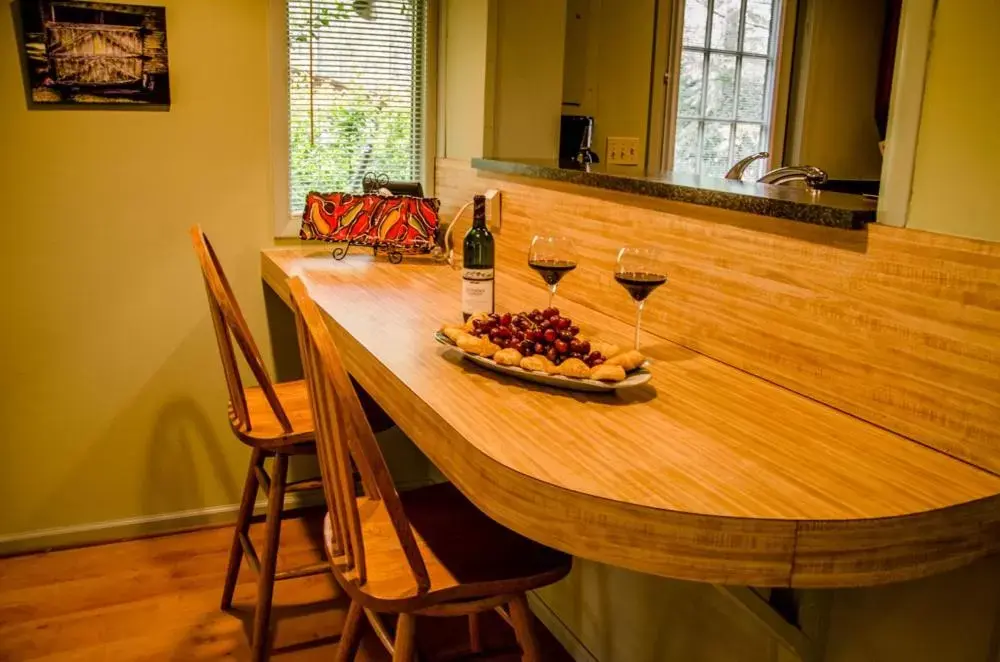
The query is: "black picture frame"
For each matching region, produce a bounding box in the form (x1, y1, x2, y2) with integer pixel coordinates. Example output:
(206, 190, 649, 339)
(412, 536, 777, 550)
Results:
(17, 0, 171, 107)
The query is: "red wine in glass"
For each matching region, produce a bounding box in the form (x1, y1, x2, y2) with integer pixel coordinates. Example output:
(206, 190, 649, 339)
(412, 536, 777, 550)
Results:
(614, 271, 668, 302)
(529, 259, 577, 286)
(615, 248, 668, 350)
(528, 236, 578, 308)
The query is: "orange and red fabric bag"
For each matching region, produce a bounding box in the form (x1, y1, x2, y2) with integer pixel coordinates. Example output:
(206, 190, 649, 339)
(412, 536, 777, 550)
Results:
(300, 192, 441, 248)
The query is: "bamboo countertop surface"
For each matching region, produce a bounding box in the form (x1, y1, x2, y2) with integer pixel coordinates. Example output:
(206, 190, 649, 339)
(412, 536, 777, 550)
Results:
(262, 247, 1000, 587)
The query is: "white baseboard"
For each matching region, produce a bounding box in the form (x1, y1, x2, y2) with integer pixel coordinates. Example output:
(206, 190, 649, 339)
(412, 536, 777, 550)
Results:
(0, 491, 325, 557)
(0, 476, 435, 557)
(527, 592, 600, 662)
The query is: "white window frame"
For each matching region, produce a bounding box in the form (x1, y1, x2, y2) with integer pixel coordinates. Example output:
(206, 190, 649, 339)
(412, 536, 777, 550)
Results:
(268, 0, 438, 238)
(659, 0, 795, 178)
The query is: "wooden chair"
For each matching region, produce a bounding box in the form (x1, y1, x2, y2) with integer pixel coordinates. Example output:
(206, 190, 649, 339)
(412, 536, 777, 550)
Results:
(287, 276, 573, 661)
(189, 226, 328, 662)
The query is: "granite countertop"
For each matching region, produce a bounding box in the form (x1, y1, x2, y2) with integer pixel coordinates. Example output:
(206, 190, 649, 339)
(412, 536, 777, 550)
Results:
(471, 158, 878, 230)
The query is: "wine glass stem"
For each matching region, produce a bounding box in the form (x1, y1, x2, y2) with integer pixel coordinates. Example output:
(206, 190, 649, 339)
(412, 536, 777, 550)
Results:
(548, 284, 557, 308)
(634, 300, 646, 350)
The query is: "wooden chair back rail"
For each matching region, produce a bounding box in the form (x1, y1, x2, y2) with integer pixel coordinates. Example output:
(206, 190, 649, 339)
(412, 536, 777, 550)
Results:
(189, 225, 293, 434)
(203, 278, 248, 425)
(288, 276, 431, 595)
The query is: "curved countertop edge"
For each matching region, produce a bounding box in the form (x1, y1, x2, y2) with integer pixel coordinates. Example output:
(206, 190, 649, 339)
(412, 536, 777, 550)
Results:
(471, 158, 877, 230)
(262, 255, 1000, 587)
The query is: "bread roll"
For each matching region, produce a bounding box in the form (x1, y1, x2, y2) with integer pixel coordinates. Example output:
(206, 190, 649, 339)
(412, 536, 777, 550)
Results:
(493, 348, 524, 366)
(590, 363, 626, 382)
(605, 349, 645, 371)
(558, 358, 591, 378)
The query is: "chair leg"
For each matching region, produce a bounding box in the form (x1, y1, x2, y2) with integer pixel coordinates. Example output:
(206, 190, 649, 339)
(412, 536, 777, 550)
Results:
(508, 595, 540, 662)
(250, 452, 288, 662)
(468, 613, 482, 653)
(221, 449, 263, 610)
(335, 600, 365, 662)
(393, 613, 417, 662)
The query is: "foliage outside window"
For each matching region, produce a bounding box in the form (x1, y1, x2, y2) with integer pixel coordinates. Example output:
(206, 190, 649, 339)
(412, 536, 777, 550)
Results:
(672, 0, 780, 180)
(287, 0, 425, 213)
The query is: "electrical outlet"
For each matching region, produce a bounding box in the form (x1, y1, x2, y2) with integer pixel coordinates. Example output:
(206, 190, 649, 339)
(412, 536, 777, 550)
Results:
(606, 137, 640, 166)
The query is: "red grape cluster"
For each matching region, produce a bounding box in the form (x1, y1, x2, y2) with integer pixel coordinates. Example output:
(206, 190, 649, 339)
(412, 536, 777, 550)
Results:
(470, 307, 607, 367)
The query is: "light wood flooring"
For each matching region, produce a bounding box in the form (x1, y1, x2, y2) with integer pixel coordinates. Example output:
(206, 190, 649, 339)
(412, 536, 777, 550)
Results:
(0, 510, 573, 661)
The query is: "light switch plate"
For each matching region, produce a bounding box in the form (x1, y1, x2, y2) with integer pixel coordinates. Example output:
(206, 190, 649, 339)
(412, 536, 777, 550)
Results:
(607, 137, 640, 166)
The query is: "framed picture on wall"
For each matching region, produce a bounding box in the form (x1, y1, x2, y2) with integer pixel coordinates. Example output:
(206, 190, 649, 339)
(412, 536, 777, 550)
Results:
(18, 0, 170, 106)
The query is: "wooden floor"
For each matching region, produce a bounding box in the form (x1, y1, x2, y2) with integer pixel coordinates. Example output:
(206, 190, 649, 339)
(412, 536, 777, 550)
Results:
(0, 510, 574, 661)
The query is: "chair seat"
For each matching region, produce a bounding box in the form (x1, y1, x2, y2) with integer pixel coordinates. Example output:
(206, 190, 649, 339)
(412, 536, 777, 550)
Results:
(324, 483, 572, 611)
(229, 379, 316, 450)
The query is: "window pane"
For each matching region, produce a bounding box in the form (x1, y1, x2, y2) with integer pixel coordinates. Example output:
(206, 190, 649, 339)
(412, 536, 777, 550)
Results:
(744, 0, 774, 55)
(705, 53, 736, 119)
(734, 123, 764, 178)
(683, 0, 709, 46)
(737, 56, 767, 120)
(710, 0, 742, 51)
(673, 119, 701, 174)
(701, 121, 733, 178)
(677, 50, 704, 116)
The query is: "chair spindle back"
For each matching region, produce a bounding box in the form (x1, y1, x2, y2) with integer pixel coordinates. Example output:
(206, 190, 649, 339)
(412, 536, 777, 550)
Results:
(189, 225, 292, 435)
(287, 276, 430, 594)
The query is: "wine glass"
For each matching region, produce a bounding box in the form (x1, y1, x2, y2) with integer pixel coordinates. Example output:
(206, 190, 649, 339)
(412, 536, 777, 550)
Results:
(615, 247, 668, 350)
(528, 235, 578, 308)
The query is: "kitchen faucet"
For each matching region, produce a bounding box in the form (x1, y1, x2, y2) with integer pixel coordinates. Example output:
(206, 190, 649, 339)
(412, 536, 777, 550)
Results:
(724, 152, 769, 180)
(725, 153, 829, 188)
(757, 165, 828, 187)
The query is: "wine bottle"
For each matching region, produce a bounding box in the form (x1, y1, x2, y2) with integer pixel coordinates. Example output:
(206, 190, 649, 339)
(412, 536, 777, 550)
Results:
(462, 195, 495, 320)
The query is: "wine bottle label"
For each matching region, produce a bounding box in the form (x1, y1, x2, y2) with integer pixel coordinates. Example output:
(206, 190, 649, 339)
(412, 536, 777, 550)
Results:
(462, 268, 495, 315)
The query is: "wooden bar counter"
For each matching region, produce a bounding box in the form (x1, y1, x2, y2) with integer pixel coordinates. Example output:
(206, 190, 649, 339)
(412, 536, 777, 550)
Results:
(262, 247, 1000, 589)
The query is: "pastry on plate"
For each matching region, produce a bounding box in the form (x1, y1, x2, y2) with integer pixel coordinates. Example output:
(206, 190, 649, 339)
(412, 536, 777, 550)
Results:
(590, 340, 621, 359)
(457, 333, 501, 357)
(590, 363, 626, 382)
(441, 325, 465, 343)
(493, 347, 524, 366)
(520, 354, 558, 374)
(605, 349, 645, 371)
(462, 312, 489, 332)
(557, 358, 591, 378)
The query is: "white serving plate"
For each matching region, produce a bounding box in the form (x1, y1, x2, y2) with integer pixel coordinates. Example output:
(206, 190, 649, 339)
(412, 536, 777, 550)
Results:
(434, 331, 652, 393)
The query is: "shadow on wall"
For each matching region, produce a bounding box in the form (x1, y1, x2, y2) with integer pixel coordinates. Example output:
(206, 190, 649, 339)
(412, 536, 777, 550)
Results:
(145, 396, 239, 517)
(535, 560, 781, 661)
(22, 314, 245, 535)
(264, 283, 305, 383)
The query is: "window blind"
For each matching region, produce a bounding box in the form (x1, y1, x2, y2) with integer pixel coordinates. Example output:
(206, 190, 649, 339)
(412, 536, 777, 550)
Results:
(287, 0, 426, 213)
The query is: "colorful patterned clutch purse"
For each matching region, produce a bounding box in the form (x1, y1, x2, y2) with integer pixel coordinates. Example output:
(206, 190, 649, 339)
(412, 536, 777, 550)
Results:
(300, 192, 444, 263)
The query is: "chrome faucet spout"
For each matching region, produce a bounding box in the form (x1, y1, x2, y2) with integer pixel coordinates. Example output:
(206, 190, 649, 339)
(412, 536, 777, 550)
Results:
(758, 165, 828, 188)
(724, 152, 769, 181)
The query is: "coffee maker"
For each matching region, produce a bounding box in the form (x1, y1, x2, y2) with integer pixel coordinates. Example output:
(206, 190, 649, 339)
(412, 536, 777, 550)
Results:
(559, 115, 599, 169)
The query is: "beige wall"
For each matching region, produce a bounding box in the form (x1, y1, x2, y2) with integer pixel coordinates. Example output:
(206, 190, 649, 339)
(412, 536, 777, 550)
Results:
(0, 0, 278, 541)
(490, 0, 566, 158)
(536, 563, 778, 662)
(907, 0, 1000, 241)
(785, 0, 886, 179)
(441, 0, 490, 159)
(560, 0, 656, 173)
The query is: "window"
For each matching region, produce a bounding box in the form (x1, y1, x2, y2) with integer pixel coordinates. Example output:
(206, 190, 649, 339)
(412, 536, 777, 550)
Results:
(671, 0, 781, 180)
(286, 0, 427, 215)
